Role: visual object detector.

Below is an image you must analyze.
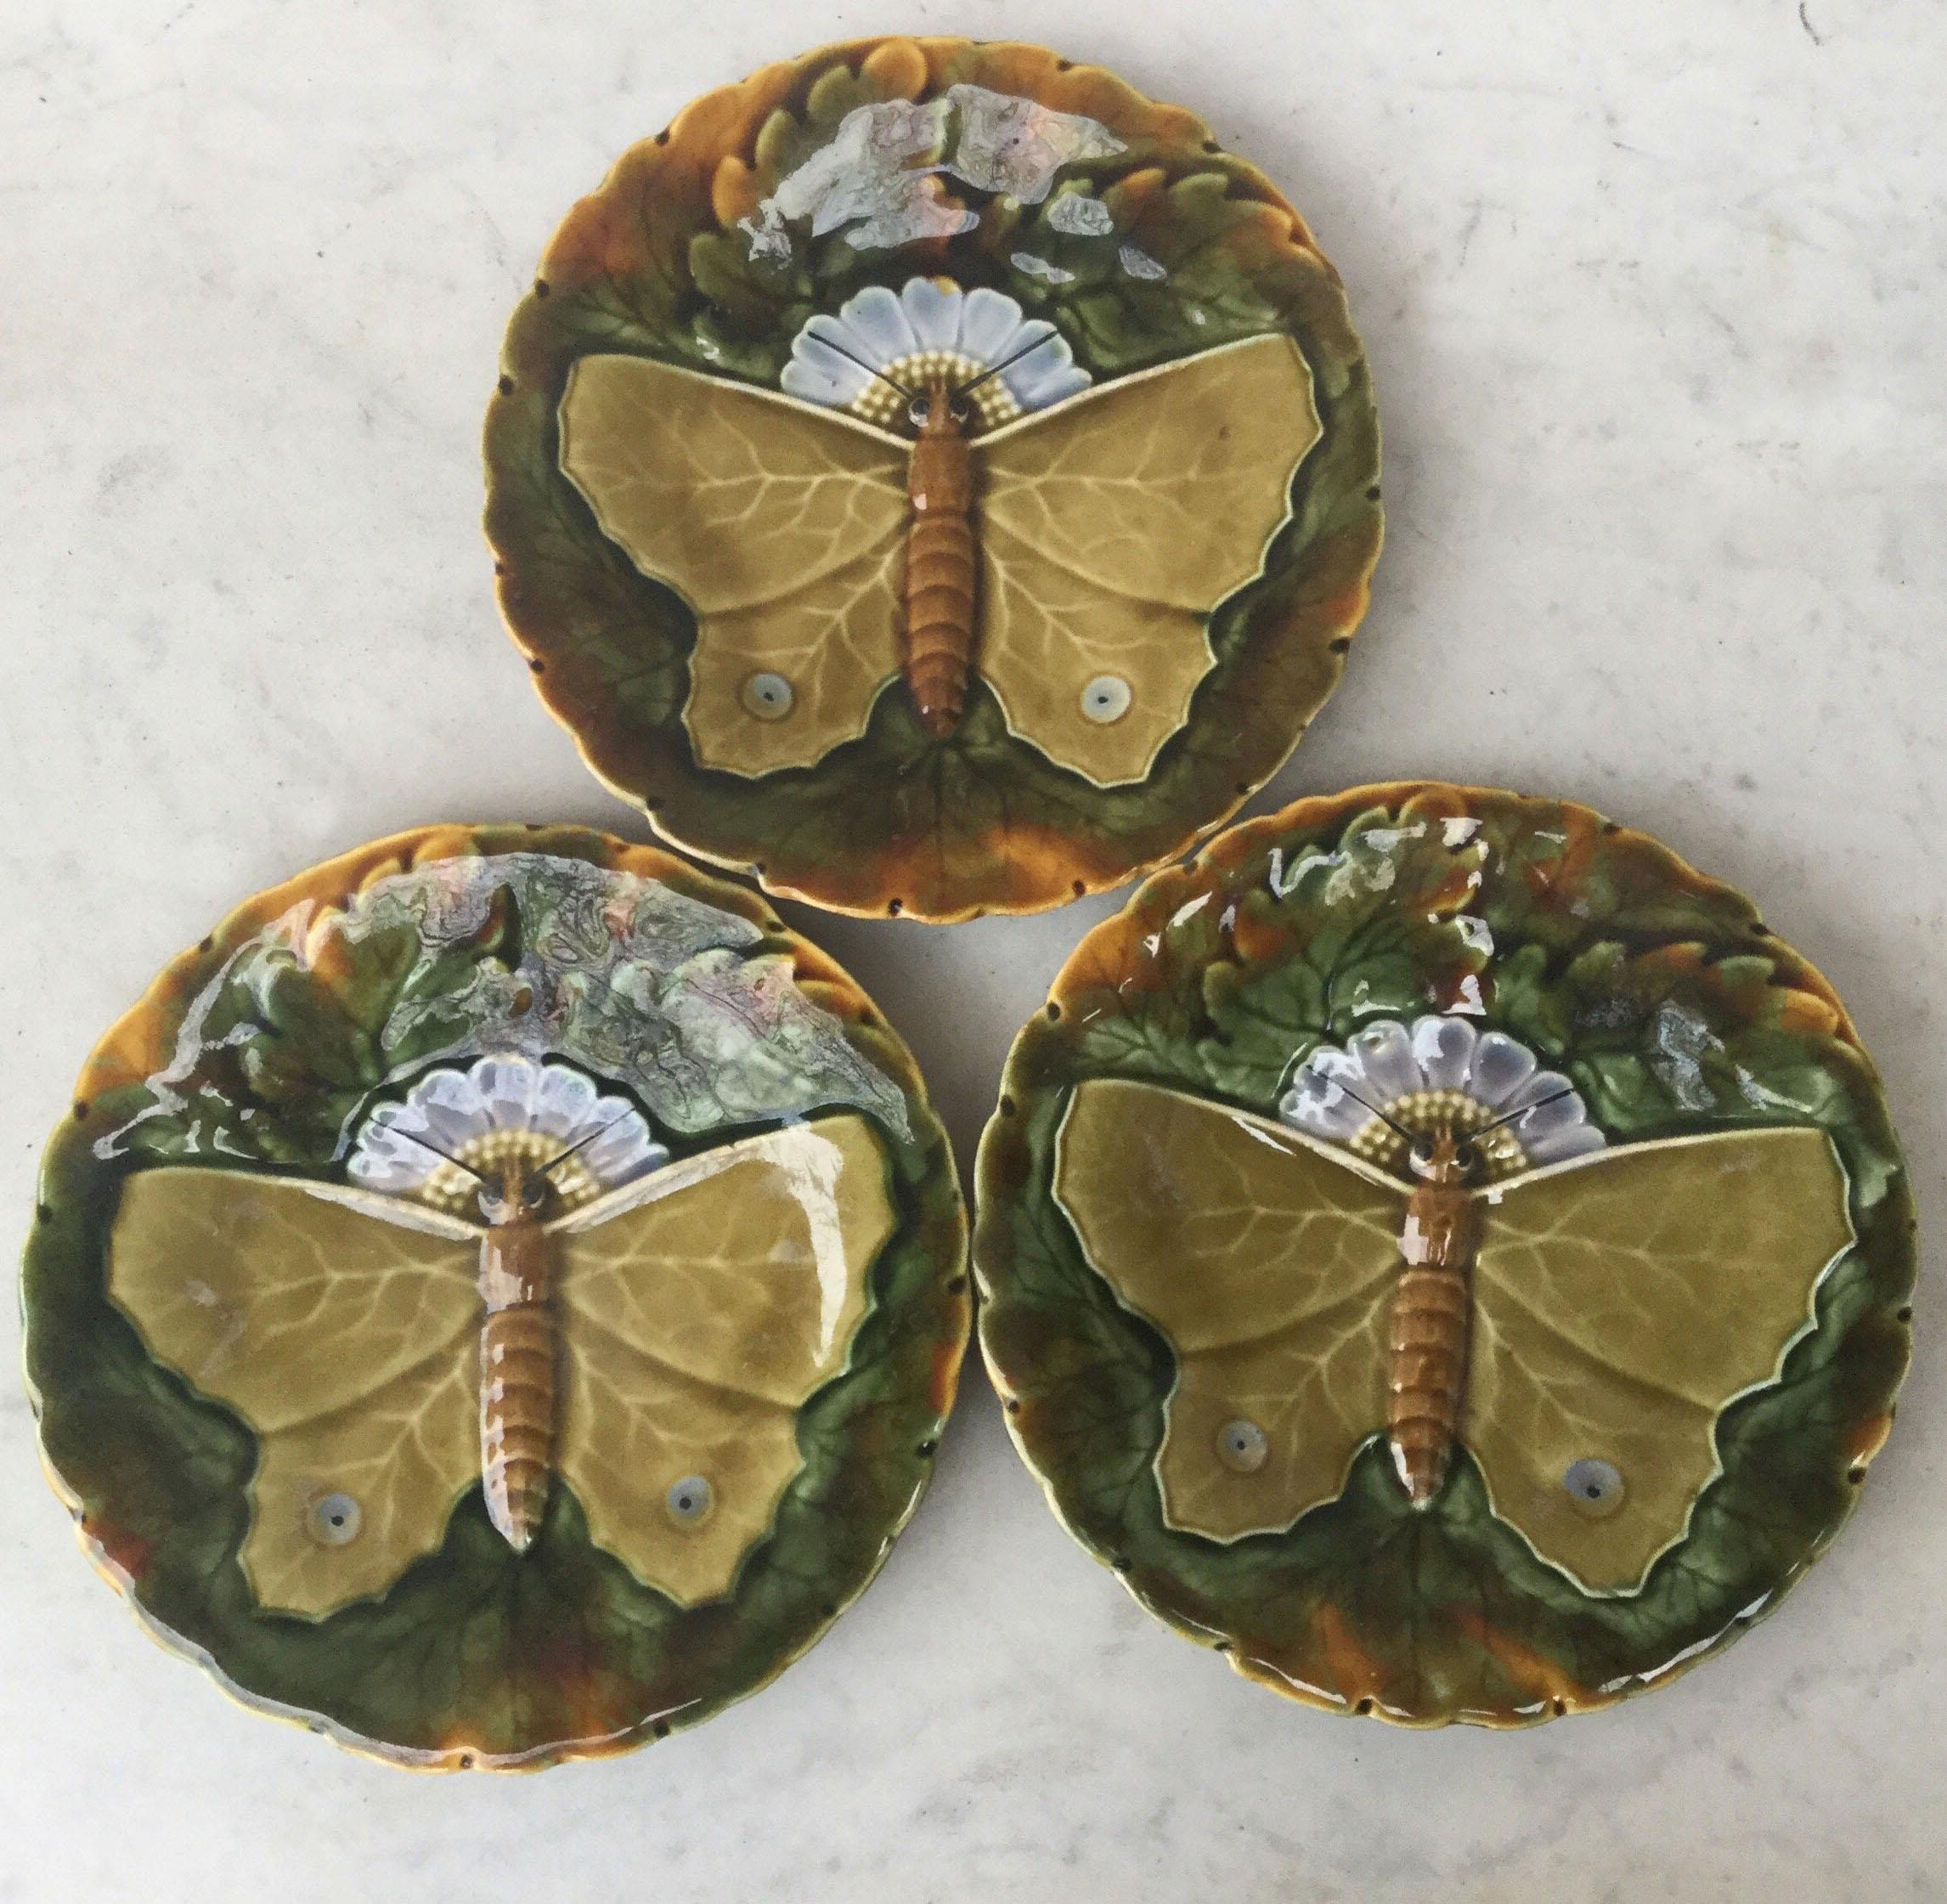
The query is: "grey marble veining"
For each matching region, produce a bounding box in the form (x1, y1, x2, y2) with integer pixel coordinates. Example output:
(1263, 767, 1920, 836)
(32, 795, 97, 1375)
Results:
(1, 2, 1942, 1898)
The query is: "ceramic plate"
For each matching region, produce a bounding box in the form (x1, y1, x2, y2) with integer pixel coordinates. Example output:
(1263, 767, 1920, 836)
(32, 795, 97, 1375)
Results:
(485, 36, 1380, 922)
(974, 783, 1913, 1724)
(24, 825, 968, 1767)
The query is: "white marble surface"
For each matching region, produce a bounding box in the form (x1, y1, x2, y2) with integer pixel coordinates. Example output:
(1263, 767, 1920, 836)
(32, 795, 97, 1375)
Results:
(2, 2, 1943, 1896)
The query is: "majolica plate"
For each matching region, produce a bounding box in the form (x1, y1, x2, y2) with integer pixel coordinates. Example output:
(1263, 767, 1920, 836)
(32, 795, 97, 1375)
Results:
(23, 826, 968, 1767)
(974, 783, 1914, 1724)
(485, 36, 1380, 922)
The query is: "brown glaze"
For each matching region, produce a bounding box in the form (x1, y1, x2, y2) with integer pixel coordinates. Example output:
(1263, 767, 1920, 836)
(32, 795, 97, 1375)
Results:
(477, 1167, 556, 1551)
(488, 35, 1385, 923)
(902, 376, 977, 737)
(1387, 1133, 1481, 1504)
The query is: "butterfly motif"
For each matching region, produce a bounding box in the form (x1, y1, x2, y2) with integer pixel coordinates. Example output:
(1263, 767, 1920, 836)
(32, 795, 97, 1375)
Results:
(555, 278, 1322, 787)
(105, 1054, 896, 1619)
(1052, 1016, 1855, 1594)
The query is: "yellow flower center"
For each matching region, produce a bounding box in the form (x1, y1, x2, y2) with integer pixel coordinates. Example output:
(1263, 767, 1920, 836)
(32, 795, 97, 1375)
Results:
(414, 1127, 604, 1214)
(1346, 1088, 1531, 1181)
(847, 349, 1023, 431)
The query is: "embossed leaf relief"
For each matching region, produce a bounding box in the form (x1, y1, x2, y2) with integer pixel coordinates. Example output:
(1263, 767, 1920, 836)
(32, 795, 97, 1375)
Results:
(108, 1116, 895, 1618)
(558, 334, 1319, 786)
(736, 83, 1128, 263)
(1055, 1079, 1854, 1593)
(99, 852, 911, 1163)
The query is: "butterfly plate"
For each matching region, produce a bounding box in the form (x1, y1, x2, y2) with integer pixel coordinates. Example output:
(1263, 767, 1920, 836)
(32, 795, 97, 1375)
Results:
(974, 783, 1915, 1725)
(23, 826, 968, 1767)
(484, 36, 1381, 922)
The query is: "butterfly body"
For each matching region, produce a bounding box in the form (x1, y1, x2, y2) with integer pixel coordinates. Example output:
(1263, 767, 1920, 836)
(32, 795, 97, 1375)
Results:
(1390, 1134, 1482, 1505)
(556, 331, 1320, 787)
(475, 1173, 557, 1552)
(1052, 1077, 1857, 1594)
(105, 1114, 900, 1619)
(902, 377, 978, 737)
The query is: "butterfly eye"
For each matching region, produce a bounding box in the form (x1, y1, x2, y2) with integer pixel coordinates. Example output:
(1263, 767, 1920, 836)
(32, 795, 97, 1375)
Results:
(664, 1475, 714, 1527)
(1080, 675, 1132, 724)
(307, 1490, 362, 1547)
(908, 396, 930, 429)
(1452, 1140, 1477, 1173)
(741, 672, 795, 721)
(1215, 1418, 1269, 1473)
(477, 1186, 507, 1221)
(522, 1178, 549, 1211)
(1563, 1458, 1625, 1518)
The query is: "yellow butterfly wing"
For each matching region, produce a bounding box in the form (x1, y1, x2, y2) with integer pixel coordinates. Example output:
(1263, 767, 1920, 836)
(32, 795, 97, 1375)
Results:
(557, 355, 908, 774)
(974, 334, 1321, 785)
(105, 1170, 482, 1619)
(1053, 1079, 1404, 1540)
(1464, 1127, 1855, 1594)
(548, 1115, 898, 1607)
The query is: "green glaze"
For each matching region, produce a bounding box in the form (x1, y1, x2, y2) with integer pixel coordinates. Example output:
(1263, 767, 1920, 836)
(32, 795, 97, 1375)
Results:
(484, 36, 1381, 922)
(974, 783, 1914, 1724)
(24, 826, 968, 1767)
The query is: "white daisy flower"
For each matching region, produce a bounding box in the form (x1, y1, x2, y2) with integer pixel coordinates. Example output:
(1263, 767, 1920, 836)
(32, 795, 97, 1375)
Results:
(780, 276, 1091, 430)
(348, 1053, 666, 1214)
(1278, 1016, 1606, 1179)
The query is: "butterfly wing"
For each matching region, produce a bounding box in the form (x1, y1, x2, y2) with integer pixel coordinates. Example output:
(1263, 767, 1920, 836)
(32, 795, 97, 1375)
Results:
(547, 1115, 898, 1606)
(1053, 1079, 1405, 1540)
(558, 355, 909, 774)
(1464, 1127, 1855, 1593)
(974, 334, 1321, 785)
(105, 1170, 482, 1619)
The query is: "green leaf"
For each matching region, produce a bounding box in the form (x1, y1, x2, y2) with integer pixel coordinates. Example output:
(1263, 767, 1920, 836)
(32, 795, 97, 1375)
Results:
(974, 784, 1914, 1725)
(23, 828, 968, 1765)
(484, 37, 1381, 919)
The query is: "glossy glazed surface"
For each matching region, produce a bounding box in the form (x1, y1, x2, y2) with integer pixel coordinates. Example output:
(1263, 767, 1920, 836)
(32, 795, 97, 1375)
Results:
(485, 36, 1381, 921)
(23, 826, 968, 1767)
(975, 783, 1914, 1725)
(13, 3, 1947, 1888)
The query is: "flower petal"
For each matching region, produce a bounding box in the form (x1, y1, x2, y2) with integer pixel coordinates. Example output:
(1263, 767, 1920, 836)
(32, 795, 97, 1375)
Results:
(995, 319, 1082, 408)
(347, 1111, 429, 1189)
(1410, 1016, 1478, 1093)
(471, 1054, 543, 1129)
(584, 1116, 667, 1184)
(406, 1066, 485, 1150)
(899, 276, 964, 351)
(837, 283, 918, 364)
(410, 1065, 477, 1116)
(1006, 353, 1091, 410)
(1498, 1070, 1606, 1162)
(957, 285, 1029, 363)
(1348, 1020, 1421, 1105)
(1529, 1121, 1607, 1165)
(348, 1055, 669, 1195)
(1279, 1050, 1374, 1141)
(1506, 1067, 1575, 1114)
(781, 326, 873, 406)
(533, 1062, 600, 1137)
(1468, 1031, 1538, 1109)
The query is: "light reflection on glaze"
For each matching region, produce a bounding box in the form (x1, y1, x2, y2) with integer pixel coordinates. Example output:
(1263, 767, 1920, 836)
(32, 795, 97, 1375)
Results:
(738, 83, 1126, 263)
(97, 854, 911, 1162)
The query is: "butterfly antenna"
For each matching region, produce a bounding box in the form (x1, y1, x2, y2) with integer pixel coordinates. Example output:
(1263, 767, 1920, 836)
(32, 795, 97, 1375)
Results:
(1475, 1086, 1579, 1139)
(954, 328, 1061, 401)
(384, 1121, 489, 1184)
(807, 331, 920, 404)
(532, 1117, 631, 1185)
(1330, 1082, 1419, 1148)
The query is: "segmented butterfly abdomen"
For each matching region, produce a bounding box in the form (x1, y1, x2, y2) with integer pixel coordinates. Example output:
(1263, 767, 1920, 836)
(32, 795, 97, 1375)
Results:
(1388, 1174, 1481, 1504)
(477, 1218, 556, 1551)
(902, 391, 976, 737)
